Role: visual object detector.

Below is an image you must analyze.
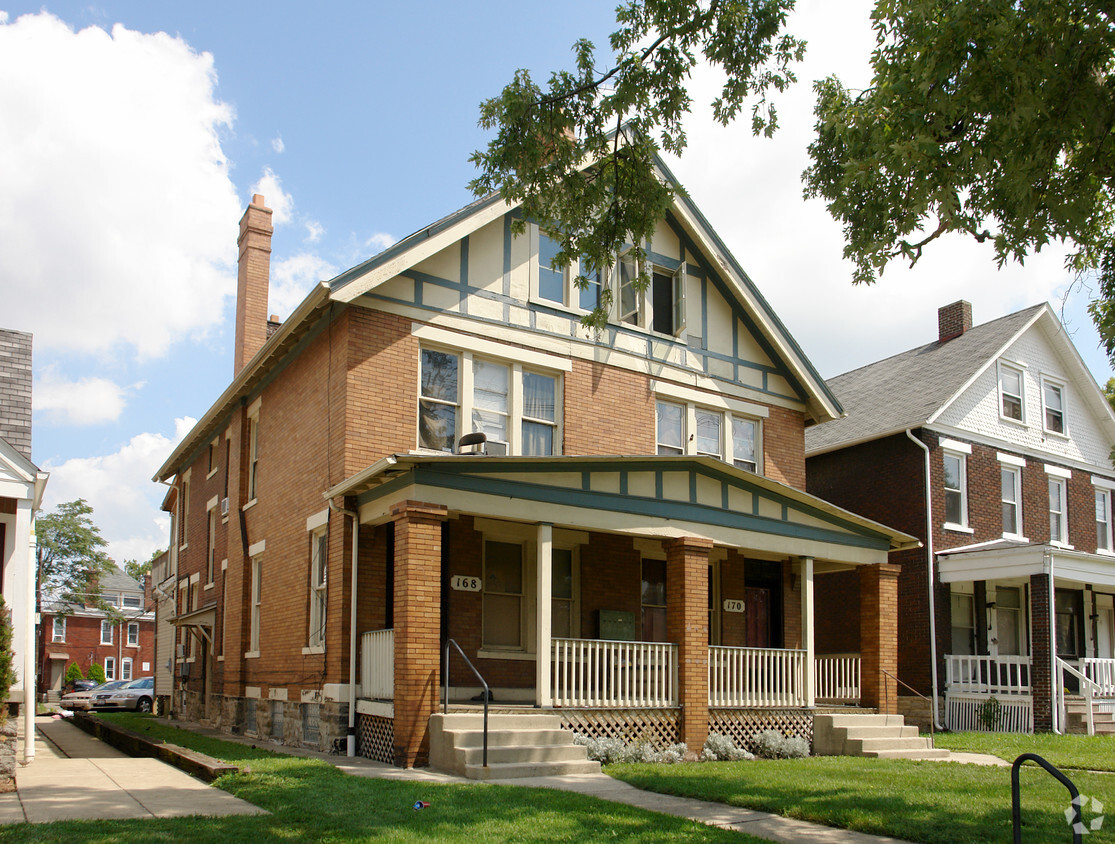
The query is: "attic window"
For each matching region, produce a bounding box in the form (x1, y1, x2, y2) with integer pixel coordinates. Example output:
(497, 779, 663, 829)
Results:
(999, 363, 1024, 422)
(1042, 379, 1065, 434)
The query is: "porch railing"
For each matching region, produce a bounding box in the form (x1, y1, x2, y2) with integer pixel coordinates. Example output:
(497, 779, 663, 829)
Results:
(1081, 658, 1115, 697)
(946, 654, 1031, 695)
(709, 646, 806, 707)
(551, 638, 677, 707)
(815, 654, 860, 704)
(360, 628, 394, 700)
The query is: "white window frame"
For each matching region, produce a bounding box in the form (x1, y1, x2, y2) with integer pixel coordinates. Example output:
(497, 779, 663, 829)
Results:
(52, 616, 65, 643)
(1041, 376, 1067, 436)
(998, 361, 1026, 424)
(1096, 484, 1114, 554)
(418, 346, 563, 457)
(246, 397, 261, 503)
(1000, 461, 1024, 539)
(121, 657, 133, 681)
(654, 398, 763, 474)
(127, 622, 139, 647)
(206, 499, 218, 585)
(248, 555, 262, 656)
(605, 244, 687, 340)
(179, 470, 191, 550)
(104, 657, 115, 681)
(530, 227, 607, 315)
(942, 451, 969, 530)
(1048, 476, 1069, 546)
(121, 594, 142, 609)
(100, 619, 113, 645)
(308, 525, 328, 650)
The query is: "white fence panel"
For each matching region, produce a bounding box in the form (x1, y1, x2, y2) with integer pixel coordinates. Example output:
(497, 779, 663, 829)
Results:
(1082, 658, 1115, 697)
(815, 654, 860, 704)
(552, 638, 677, 707)
(708, 646, 805, 707)
(946, 692, 1033, 732)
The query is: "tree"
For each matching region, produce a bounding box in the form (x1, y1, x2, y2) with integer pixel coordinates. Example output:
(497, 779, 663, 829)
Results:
(1104, 377, 1115, 411)
(123, 547, 162, 585)
(805, 0, 1114, 357)
(35, 499, 114, 614)
(64, 661, 84, 684)
(87, 663, 106, 685)
(470, 0, 804, 328)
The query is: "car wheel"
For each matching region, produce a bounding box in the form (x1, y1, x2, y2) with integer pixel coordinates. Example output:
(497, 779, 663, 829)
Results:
(137, 697, 152, 713)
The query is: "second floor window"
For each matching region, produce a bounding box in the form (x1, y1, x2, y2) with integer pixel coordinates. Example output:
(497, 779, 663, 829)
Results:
(127, 622, 139, 646)
(101, 620, 113, 645)
(52, 616, 65, 642)
(1002, 466, 1022, 536)
(247, 408, 261, 501)
(1049, 478, 1068, 544)
(1097, 488, 1112, 552)
(943, 452, 967, 527)
(656, 400, 761, 473)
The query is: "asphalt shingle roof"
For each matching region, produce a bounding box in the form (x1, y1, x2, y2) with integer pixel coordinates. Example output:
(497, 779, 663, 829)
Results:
(805, 304, 1046, 455)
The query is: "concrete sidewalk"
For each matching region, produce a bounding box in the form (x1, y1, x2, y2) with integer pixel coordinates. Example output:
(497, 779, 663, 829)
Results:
(0, 715, 266, 825)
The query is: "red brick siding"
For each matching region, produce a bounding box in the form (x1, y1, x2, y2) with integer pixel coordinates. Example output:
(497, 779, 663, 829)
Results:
(563, 360, 656, 455)
(39, 613, 155, 687)
(666, 537, 712, 751)
(764, 405, 805, 488)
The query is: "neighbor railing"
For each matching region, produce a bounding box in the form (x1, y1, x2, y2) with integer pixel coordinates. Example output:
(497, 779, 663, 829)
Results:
(815, 654, 860, 704)
(360, 628, 394, 700)
(1081, 657, 1115, 697)
(945, 654, 1031, 695)
(551, 638, 677, 707)
(708, 646, 805, 707)
(1056, 658, 1101, 736)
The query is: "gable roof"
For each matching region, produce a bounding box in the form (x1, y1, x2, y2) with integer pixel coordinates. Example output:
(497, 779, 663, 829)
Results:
(804, 304, 1050, 456)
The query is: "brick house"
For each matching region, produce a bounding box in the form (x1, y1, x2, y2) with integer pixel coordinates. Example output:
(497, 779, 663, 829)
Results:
(154, 160, 914, 768)
(806, 301, 1115, 733)
(0, 328, 48, 733)
(39, 567, 155, 695)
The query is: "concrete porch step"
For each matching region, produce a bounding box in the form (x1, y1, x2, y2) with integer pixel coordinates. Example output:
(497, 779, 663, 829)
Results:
(455, 742, 593, 767)
(446, 728, 573, 747)
(813, 712, 949, 760)
(436, 713, 563, 731)
(863, 748, 952, 760)
(839, 725, 920, 740)
(465, 759, 602, 780)
(847, 736, 936, 754)
(814, 713, 907, 730)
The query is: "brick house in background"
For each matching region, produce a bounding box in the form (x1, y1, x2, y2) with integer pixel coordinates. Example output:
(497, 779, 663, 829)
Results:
(806, 301, 1115, 733)
(39, 567, 155, 696)
(154, 156, 915, 771)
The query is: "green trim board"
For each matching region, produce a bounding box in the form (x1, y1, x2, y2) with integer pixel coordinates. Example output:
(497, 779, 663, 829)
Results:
(354, 462, 891, 552)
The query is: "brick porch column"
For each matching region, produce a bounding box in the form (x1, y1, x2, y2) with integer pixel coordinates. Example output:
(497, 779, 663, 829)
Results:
(859, 563, 900, 713)
(664, 536, 712, 753)
(1030, 571, 1053, 732)
(391, 500, 447, 767)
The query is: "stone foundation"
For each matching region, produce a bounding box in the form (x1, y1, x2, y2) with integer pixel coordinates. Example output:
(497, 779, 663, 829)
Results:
(172, 692, 348, 753)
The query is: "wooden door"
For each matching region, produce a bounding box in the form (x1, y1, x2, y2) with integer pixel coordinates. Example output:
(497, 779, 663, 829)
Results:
(745, 587, 771, 648)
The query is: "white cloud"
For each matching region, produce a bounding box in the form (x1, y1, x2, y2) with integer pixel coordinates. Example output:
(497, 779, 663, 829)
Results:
(250, 167, 294, 226)
(271, 135, 285, 154)
(365, 232, 396, 254)
(304, 220, 324, 243)
(0, 12, 241, 359)
(34, 368, 139, 426)
(41, 417, 195, 565)
(269, 253, 338, 320)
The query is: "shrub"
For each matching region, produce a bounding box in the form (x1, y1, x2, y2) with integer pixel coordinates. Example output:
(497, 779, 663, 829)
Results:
(64, 661, 84, 683)
(782, 736, 810, 758)
(0, 598, 15, 708)
(752, 729, 810, 759)
(574, 734, 690, 765)
(88, 663, 106, 684)
(701, 732, 754, 761)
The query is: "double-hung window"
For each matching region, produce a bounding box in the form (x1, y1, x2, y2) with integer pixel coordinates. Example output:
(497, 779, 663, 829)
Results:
(551, 548, 577, 639)
(1042, 378, 1066, 434)
(127, 622, 139, 646)
(246, 398, 261, 502)
(534, 230, 604, 313)
(419, 347, 561, 456)
(308, 527, 328, 649)
(999, 363, 1024, 422)
(206, 504, 217, 584)
(641, 559, 667, 642)
(655, 398, 762, 474)
(994, 586, 1026, 656)
(249, 556, 262, 654)
(52, 616, 65, 643)
(1048, 472, 1069, 545)
(694, 409, 722, 458)
(1096, 485, 1114, 552)
(104, 657, 115, 681)
(943, 453, 967, 528)
(482, 541, 524, 649)
(101, 619, 113, 645)
(1001, 462, 1023, 537)
(121, 658, 133, 681)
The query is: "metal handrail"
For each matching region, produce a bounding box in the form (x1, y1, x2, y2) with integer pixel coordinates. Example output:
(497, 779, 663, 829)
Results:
(882, 668, 934, 747)
(1012, 753, 1081, 844)
(444, 638, 489, 768)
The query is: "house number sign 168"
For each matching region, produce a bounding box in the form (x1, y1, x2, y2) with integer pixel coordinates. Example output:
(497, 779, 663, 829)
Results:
(723, 599, 745, 613)
(450, 575, 482, 592)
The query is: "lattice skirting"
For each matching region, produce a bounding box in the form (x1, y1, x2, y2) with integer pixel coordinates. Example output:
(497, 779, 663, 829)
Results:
(709, 708, 813, 750)
(946, 692, 1033, 733)
(357, 713, 395, 764)
(560, 708, 680, 749)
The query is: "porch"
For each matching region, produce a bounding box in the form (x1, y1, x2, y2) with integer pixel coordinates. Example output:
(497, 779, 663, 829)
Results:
(327, 453, 915, 766)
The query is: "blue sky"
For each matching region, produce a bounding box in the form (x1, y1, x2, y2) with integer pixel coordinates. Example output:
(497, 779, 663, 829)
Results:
(2, 1, 1110, 563)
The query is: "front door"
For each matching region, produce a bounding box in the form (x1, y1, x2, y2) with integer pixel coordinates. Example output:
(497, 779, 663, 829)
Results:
(1055, 589, 1084, 659)
(745, 587, 771, 648)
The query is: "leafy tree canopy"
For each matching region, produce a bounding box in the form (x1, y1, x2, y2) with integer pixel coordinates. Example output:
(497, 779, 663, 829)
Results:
(36, 499, 114, 615)
(470, 0, 803, 328)
(123, 547, 163, 585)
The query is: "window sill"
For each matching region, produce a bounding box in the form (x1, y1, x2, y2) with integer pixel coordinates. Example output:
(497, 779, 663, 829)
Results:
(204, 582, 215, 591)
(1096, 548, 1115, 557)
(216, 655, 225, 662)
(1050, 541, 1075, 551)
(998, 415, 1028, 428)
(242, 499, 258, 513)
(477, 649, 536, 661)
(206, 468, 219, 480)
(301, 645, 325, 655)
(126, 644, 140, 650)
(1042, 429, 1070, 440)
(244, 651, 260, 659)
(1002, 533, 1030, 543)
(943, 523, 974, 534)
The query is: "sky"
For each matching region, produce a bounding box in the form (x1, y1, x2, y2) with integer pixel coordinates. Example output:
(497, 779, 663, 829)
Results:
(1, 1, 1110, 566)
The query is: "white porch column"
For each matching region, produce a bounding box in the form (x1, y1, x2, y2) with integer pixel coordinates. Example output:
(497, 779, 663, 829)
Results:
(535, 523, 553, 707)
(801, 556, 815, 707)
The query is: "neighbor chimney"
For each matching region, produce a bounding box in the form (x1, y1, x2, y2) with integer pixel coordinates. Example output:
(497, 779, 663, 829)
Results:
(938, 300, 972, 342)
(235, 194, 273, 375)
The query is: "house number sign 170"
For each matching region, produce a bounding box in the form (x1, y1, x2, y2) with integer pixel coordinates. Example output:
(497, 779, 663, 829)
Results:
(450, 575, 482, 592)
(723, 599, 745, 613)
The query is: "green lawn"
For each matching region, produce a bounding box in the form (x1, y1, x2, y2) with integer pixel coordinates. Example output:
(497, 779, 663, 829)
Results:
(936, 730, 1115, 772)
(608, 755, 1113, 844)
(0, 714, 759, 844)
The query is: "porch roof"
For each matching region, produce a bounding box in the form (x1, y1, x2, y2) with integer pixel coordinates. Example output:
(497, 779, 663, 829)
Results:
(938, 540, 1115, 588)
(325, 453, 918, 567)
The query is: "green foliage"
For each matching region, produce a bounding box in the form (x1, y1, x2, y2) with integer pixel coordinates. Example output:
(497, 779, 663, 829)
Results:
(0, 597, 16, 708)
(124, 547, 162, 585)
(976, 696, 1003, 732)
(64, 661, 84, 683)
(87, 663, 106, 685)
(470, 0, 804, 330)
(804, 0, 1115, 356)
(36, 499, 115, 615)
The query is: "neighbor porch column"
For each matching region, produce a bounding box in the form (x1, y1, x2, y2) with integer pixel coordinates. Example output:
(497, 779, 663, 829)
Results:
(1030, 570, 1054, 732)
(535, 523, 552, 707)
(859, 563, 900, 714)
(800, 556, 815, 707)
(391, 500, 447, 767)
(665, 536, 712, 753)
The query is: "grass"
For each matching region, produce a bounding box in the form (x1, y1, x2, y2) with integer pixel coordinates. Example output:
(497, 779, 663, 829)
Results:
(608, 755, 1114, 844)
(0, 713, 761, 844)
(936, 730, 1115, 772)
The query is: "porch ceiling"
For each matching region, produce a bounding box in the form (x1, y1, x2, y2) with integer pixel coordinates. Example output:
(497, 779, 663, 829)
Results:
(325, 453, 918, 567)
(938, 542, 1115, 588)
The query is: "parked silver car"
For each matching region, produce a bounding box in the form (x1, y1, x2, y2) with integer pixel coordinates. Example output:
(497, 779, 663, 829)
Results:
(103, 676, 155, 712)
(60, 680, 129, 711)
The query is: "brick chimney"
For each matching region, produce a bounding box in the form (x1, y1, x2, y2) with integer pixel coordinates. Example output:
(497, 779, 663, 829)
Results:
(235, 194, 273, 376)
(0, 328, 33, 461)
(938, 300, 973, 342)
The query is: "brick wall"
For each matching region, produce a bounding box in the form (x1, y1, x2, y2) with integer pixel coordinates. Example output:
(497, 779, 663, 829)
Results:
(564, 360, 656, 455)
(0, 329, 32, 460)
(665, 537, 712, 751)
(764, 405, 805, 488)
(39, 613, 155, 687)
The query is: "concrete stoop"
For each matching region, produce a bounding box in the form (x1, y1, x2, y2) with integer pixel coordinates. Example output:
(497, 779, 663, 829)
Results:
(429, 713, 601, 780)
(813, 713, 950, 760)
(1064, 696, 1115, 735)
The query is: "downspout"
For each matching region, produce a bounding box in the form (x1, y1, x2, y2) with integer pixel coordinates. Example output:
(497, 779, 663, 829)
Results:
(905, 429, 944, 729)
(330, 500, 359, 757)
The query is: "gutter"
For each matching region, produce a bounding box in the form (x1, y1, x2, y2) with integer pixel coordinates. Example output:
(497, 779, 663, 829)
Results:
(906, 429, 944, 730)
